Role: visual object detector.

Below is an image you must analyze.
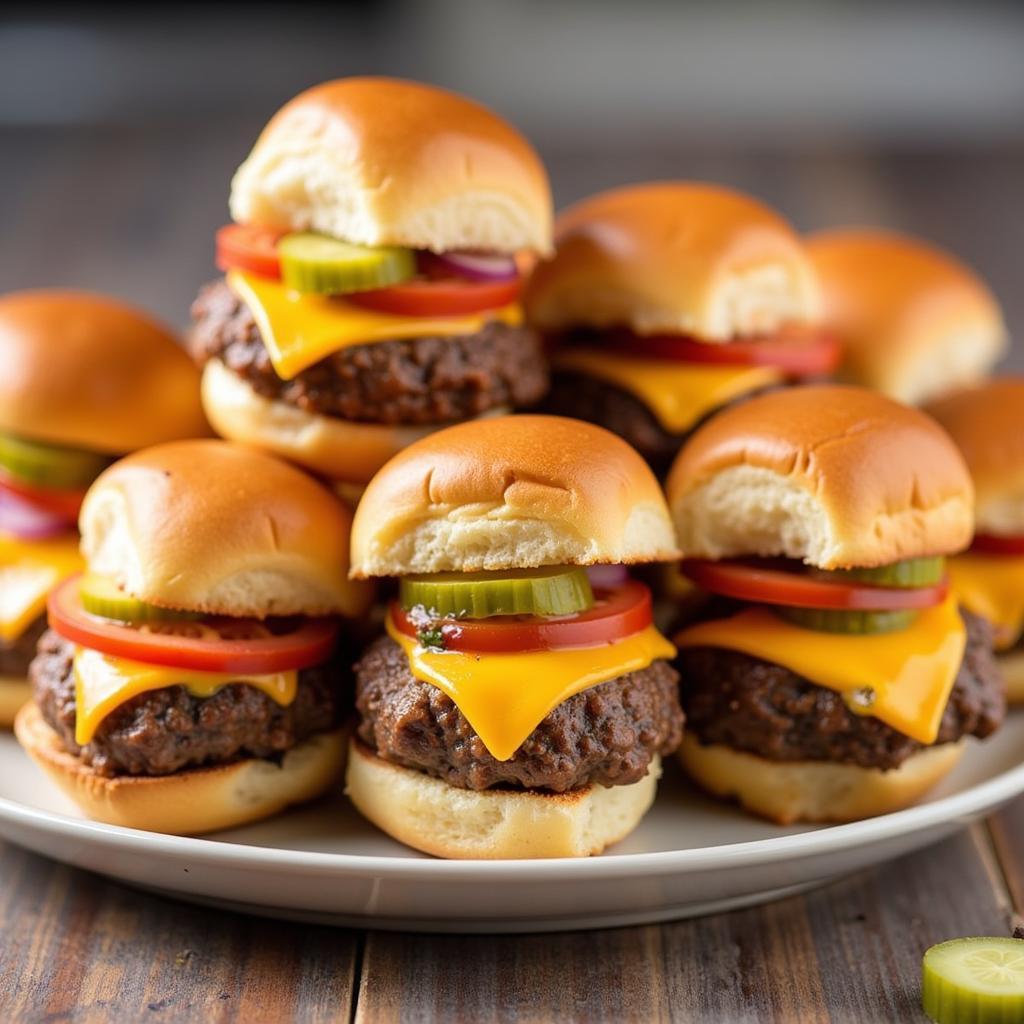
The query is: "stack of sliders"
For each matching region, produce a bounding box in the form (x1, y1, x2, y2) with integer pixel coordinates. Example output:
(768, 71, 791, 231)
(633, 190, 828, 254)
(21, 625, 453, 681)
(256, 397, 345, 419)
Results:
(345, 415, 684, 858)
(15, 440, 371, 834)
(0, 291, 208, 728)
(666, 385, 1005, 824)
(928, 380, 1024, 703)
(525, 182, 836, 474)
(189, 77, 553, 494)
(808, 228, 1007, 405)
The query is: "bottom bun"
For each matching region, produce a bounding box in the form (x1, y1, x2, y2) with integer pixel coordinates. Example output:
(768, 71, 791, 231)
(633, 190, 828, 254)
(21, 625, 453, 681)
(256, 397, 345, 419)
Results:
(15, 701, 347, 835)
(679, 733, 963, 825)
(0, 675, 29, 729)
(345, 739, 660, 859)
(999, 649, 1024, 704)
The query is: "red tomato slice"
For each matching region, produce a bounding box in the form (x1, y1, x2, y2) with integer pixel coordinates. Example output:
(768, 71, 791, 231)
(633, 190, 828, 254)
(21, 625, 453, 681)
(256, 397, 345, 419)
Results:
(390, 580, 654, 653)
(48, 575, 338, 674)
(606, 328, 841, 378)
(0, 473, 83, 524)
(971, 534, 1024, 556)
(680, 559, 949, 611)
(349, 277, 522, 317)
(215, 224, 282, 279)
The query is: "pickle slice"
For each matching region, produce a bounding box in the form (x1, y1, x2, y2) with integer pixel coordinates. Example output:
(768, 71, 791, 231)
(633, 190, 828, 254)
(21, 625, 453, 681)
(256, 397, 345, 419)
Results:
(773, 606, 918, 634)
(0, 432, 110, 490)
(400, 567, 594, 619)
(278, 234, 417, 295)
(79, 573, 198, 623)
(923, 937, 1024, 1023)
(815, 557, 946, 589)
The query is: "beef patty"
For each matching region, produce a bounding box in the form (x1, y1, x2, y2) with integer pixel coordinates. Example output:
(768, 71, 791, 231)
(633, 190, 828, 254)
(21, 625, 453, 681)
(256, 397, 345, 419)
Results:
(354, 635, 684, 792)
(189, 278, 548, 424)
(1, 613, 47, 679)
(30, 630, 341, 777)
(679, 609, 1005, 771)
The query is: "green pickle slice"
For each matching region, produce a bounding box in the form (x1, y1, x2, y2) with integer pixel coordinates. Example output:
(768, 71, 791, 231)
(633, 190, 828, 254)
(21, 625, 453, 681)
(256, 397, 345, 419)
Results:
(816, 556, 946, 589)
(400, 567, 594, 619)
(79, 574, 198, 623)
(773, 606, 919, 634)
(278, 233, 417, 295)
(923, 937, 1024, 1023)
(0, 432, 110, 489)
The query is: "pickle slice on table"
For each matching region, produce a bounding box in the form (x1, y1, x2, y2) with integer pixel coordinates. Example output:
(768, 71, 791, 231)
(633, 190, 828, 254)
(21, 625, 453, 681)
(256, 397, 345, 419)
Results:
(772, 606, 918, 634)
(79, 573, 199, 623)
(815, 557, 946, 589)
(0, 432, 109, 490)
(278, 234, 417, 295)
(400, 567, 594, 619)
(922, 936, 1024, 1023)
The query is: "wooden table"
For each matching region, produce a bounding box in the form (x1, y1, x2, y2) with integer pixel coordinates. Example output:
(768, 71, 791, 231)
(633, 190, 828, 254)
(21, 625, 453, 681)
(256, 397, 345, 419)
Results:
(2, 125, 1023, 1023)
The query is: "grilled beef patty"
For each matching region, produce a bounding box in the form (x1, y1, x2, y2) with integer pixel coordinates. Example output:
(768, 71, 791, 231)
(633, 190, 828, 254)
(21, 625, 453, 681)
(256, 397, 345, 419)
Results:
(1, 614, 47, 679)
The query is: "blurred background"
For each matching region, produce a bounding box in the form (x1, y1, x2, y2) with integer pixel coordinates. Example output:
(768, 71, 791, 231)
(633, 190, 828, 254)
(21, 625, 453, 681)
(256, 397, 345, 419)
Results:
(1, 1, 1022, 359)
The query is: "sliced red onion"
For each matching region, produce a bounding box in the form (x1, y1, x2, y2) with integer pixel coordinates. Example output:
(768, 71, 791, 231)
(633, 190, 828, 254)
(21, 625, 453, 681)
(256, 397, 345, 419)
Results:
(0, 488, 73, 539)
(420, 250, 519, 282)
(586, 564, 630, 589)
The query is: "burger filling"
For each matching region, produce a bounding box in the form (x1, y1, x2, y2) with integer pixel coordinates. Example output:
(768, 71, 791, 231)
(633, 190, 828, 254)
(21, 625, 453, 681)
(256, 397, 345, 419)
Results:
(1, 614, 47, 680)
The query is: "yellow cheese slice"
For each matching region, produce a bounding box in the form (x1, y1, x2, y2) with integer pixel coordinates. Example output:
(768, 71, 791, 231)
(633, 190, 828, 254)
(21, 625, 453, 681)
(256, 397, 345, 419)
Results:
(674, 594, 965, 745)
(387, 617, 676, 761)
(228, 269, 523, 381)
(73, 646, 297, 745)
(948, 552, 1024, 651)
(0, 531, 83, 645)
(552, 348, 782, 433)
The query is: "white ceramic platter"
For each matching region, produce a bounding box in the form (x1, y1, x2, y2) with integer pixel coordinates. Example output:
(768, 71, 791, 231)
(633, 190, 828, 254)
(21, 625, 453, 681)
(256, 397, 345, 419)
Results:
(0, 716, 1022, 933)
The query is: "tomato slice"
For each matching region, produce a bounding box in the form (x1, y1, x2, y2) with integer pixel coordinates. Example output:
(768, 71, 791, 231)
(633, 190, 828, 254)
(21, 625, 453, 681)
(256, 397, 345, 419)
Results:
(680, 558, 949, 611)
(0, 472, 83, 524)
(48, 575, 338, 673)
(390, 579, 653, 653)
(349, 277, 522, 317)
(215, 224, 282, 280)
(604, 327, 841, 378)
(971, 534, 1024, 556)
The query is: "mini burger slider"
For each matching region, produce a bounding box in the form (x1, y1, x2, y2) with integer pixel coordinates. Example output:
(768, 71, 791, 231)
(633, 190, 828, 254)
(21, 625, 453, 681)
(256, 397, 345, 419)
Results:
(928, 379, 1024, 702)
(191, 77, 553, 489)
(347, 415, 684, 859)
(0, 291, 208, 727)
(16, 441, 371, 835)
(808, 228, 1007, 405)
(525, 182, 833, 474)
(667, 385, 1004, 825)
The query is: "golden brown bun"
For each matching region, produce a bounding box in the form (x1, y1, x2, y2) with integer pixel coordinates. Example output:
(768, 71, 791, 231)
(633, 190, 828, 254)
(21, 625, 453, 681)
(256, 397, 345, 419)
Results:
(0, 675, 29, 729)
(202, 359, 488, 485)
(0, 290, 208, 454)
(525, 182, 821, 340)
(80, 440, 372, 617)
(807, 229, 1007, 405)
(666, 385, 973, 569)
(999, 649, 1024, 704)
(679, 734, 963, 825)
(16, 702, 345, 835)
(351, 415, 679, 577)
(346, 739, 659, 859)
(230, 77, 552, 255)
(926, 379, 1024, 536)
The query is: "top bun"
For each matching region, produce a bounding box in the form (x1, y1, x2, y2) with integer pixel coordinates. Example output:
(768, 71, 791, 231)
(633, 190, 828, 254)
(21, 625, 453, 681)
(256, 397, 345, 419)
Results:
(807, 229, 1006, 405)
(351, 415, 678, 577)
(926, 379, 1024, 536)
(667, 385, 973, 569)
(0, 290, 208, 454)
(230, 77, 552, 255)
(524, 182, 821, 340)
(80, 441, 371, 618)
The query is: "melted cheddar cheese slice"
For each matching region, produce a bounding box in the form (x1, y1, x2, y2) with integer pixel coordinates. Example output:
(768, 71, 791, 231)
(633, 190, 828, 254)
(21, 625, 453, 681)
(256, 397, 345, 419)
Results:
(228, 269, 523, 381)
(387, 617, 676, 761)
(0, 531, 83, 645)
(674, 594, 965, 745)
(73, 647, 297, 745)
(947, 552, 1024, 651)
(552, 348, 782, 434)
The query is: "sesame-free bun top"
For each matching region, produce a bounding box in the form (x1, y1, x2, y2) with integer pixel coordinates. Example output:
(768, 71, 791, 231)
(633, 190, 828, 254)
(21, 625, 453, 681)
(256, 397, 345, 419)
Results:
(926, 379, 1024, 536)
(667, 385, 973, 569)
(524, 182, 822, 341)
(807, 229, 1007, 405)
(80, 441, 371, 618)
(351, 415, 679, 577)
(229, 77, 552, 255)
(0, 290, 208, 454)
